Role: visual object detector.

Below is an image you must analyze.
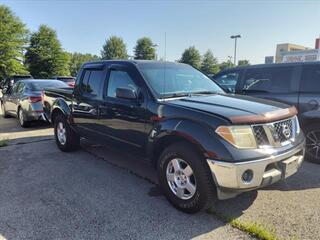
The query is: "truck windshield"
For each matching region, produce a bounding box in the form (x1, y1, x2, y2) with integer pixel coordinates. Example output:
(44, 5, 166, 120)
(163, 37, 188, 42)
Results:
(138, 62, 224, 98)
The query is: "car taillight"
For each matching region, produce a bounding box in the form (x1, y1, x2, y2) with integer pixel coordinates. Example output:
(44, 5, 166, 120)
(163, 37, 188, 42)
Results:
(28, 96, 43, 103)
(68, 82, 75, 87)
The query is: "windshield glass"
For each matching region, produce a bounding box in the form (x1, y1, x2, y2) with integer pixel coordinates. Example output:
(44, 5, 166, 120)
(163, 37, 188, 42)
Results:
(29, 80, 68, 90)
(138, 62, 224, 98)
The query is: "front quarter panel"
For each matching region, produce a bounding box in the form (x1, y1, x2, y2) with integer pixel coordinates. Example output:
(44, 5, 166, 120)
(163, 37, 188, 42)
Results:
(148, 117, 233, 162)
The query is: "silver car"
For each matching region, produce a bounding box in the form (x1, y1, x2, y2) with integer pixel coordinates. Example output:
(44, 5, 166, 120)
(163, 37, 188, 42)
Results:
(1, 79, 68, 127)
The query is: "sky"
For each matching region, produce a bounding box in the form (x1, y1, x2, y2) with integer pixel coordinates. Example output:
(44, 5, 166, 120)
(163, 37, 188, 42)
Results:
(1, 0, 320, 64)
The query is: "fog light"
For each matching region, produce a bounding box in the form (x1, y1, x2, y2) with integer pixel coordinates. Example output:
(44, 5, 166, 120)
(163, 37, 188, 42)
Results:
(242, 169, 254, 183)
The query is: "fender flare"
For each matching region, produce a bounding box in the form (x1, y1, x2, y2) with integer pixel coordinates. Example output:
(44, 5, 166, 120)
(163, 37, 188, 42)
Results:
(147, 118, 232, 165)
(50, 98, 71, 123)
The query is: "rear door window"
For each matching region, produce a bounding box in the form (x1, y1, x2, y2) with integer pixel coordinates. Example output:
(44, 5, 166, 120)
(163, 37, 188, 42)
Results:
(300, 65, 320, 93)
(214, 71, 240, 93)
(81, 69, 104, 98)
(242, 67, 294, 93)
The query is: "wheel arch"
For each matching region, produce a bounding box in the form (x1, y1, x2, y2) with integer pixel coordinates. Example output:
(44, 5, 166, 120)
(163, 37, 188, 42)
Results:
(51, 98, 71, 124)
(148, 118, 231, 168)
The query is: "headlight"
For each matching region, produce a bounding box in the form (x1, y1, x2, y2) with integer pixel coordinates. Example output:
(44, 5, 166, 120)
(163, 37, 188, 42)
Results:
(215, 125, 257, 149)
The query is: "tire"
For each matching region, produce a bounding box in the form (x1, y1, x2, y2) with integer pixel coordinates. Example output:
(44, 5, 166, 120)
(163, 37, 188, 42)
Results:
(157, 141, 217, 213)
(1, 102, 9, 118)
(18, 107, 30, 128)
(305, 124, 320, 164)
(54, 114, 80, 152)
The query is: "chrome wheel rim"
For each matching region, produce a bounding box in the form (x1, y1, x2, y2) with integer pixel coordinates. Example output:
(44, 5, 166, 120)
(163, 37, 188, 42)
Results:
(166, 158, 196, 200)
(57, 121, 66, 145)
(19, 109, 24, 125)
(306, 130, 320, 159)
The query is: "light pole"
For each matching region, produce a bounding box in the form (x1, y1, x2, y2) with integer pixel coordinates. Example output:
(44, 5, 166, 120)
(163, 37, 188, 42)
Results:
(230, 35, 241, 65)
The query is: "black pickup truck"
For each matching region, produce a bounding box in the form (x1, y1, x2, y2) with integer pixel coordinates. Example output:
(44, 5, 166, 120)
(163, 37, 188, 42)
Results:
(44, 60, 305, 213)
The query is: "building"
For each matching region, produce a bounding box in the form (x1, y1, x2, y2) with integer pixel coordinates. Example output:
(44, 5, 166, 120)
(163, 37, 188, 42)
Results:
(275, 38, 320, 63)
(265, 56, 274, 64)
(282, 49, 320, 63)
(275, 43, 310, 63)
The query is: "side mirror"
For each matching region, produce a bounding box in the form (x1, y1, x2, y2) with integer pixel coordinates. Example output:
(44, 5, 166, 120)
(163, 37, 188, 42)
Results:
(116, 87, 137, 100)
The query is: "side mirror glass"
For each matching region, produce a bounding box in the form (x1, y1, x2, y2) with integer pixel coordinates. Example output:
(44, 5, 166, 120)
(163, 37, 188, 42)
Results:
(116, 87, 137, 100)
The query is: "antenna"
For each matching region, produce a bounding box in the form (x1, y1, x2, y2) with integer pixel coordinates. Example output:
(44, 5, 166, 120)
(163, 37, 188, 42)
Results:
(164, 32, 167, 61)
(163, 32, 167, 98)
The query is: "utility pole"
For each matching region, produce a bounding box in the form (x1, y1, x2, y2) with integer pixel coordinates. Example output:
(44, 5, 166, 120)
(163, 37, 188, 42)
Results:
(230, 35, 241, 65)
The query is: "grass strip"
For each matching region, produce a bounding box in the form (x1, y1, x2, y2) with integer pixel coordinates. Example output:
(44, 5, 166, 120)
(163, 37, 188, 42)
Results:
(207, 208, 278, 240)
(0, 139, 9, 147)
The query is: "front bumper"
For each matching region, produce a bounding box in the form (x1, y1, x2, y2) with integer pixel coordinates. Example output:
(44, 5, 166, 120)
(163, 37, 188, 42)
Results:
(206, 140, 305, 200)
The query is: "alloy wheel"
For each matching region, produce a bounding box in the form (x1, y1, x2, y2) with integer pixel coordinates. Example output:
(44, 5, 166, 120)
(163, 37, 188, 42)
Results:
(306, 130, 320, 160)
(57, 121, 67, 145)
(166, 158, 197, 200)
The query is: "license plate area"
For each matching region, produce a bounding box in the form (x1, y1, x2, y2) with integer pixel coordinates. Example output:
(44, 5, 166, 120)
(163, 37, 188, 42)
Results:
(281, 156, 299, 178)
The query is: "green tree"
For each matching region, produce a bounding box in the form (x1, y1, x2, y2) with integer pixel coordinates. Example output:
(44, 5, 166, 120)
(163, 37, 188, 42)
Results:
(134, 37, 156, 60)
(219, 60, 235, 71)
(180, 46, 201, 69)
(69, 52, 99, 76)
(101, 36, 128, 60)
(0, 5, 29, 81)
(25, 25, 70, 78)
(200, 50, 219, 74)
(238, 59, 250, 66)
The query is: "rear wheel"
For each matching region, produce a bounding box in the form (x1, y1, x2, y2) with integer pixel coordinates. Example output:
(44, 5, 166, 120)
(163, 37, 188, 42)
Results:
(157, 142, 217, 213)
(305, 124, 320, 164)
(18, 108, 30, 128)
(54, 114, 80, 152)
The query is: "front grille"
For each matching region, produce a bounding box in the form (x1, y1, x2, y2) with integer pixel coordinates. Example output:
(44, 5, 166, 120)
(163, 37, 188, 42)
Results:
(273, 119, 293, 142)
(252, 125, 269, 145)
(252, 117, 296, 147)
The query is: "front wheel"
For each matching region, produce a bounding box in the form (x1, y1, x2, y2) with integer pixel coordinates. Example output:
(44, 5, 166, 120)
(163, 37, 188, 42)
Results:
(157, 142, 217, 213)
(54, 114, 80, 152)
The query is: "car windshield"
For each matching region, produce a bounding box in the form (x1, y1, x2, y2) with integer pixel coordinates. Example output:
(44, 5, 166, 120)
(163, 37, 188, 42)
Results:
(29, 80, 68, 90)
(138, 62, 224, 98)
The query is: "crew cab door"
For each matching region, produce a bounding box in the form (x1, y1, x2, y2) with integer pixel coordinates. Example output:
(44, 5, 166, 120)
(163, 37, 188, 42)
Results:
(72, 64, 106, 138)
(98, 64, 147, 154)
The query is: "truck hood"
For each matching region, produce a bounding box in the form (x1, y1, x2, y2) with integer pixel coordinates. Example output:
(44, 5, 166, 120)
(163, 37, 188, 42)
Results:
(165, 94, 297, 124)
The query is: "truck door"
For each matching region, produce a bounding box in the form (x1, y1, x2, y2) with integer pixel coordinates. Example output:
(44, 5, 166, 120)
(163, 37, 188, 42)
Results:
(72, 65, 106, 140)
(98, 64, 147, 155)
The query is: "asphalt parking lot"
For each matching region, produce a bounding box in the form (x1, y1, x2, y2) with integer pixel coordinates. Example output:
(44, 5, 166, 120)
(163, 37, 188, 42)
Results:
(0, 110, 320, 240)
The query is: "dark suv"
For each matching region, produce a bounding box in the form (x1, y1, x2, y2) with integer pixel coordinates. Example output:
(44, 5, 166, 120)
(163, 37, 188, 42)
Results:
(214, 61, 320, 163)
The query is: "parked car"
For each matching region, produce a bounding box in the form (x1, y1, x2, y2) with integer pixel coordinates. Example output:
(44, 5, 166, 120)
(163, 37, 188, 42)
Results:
(52, 76, 76, 87)
(0, 74, 33, 93)
(213, 61, 320, 163)
(45, 60, 305, 213)
(1, 79, 68, 127)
